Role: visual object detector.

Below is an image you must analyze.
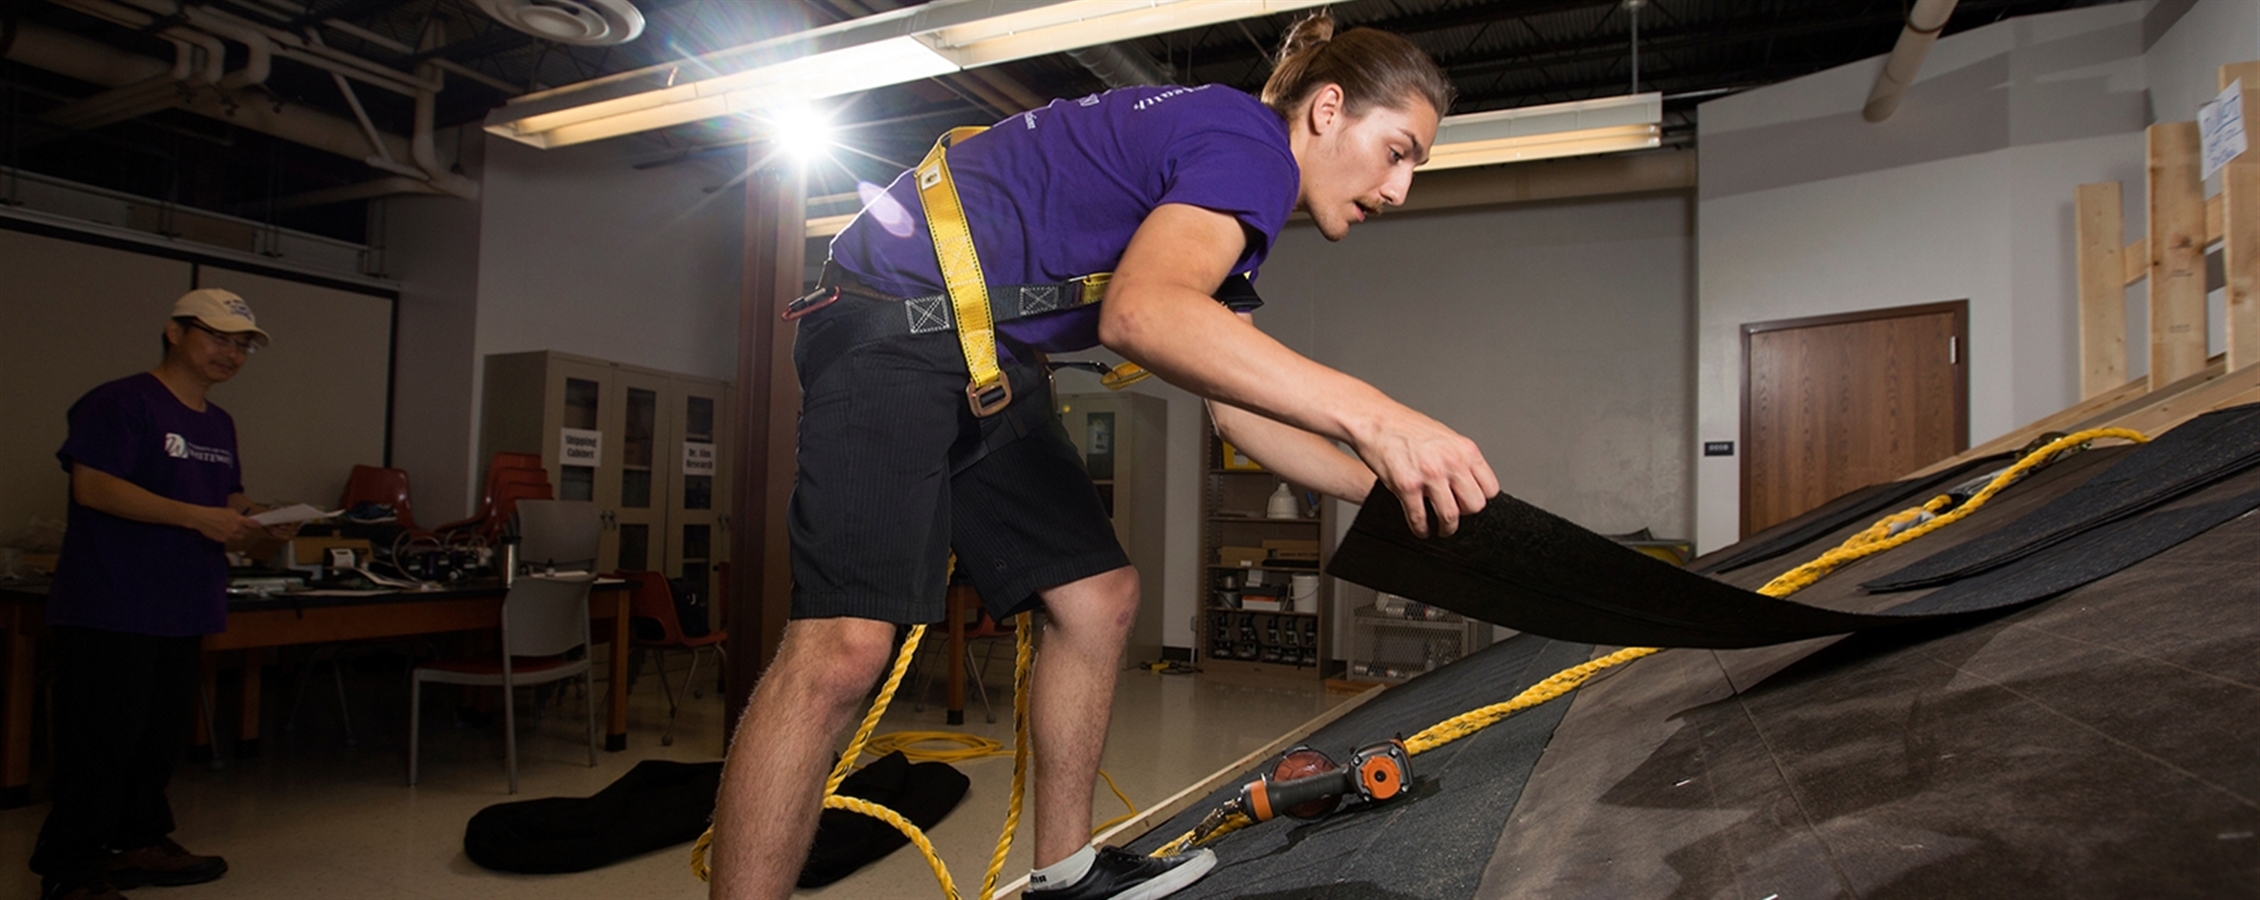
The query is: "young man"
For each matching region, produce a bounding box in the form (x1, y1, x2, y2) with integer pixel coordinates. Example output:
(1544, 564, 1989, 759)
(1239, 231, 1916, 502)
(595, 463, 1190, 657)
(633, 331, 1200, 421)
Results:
(31, 288, 290, 900)
(711, 16, 1497, 900)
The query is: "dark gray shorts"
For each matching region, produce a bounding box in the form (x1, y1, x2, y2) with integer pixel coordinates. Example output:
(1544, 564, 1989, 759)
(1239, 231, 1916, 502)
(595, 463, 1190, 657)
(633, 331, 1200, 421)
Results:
(788, 299, 1129, 624)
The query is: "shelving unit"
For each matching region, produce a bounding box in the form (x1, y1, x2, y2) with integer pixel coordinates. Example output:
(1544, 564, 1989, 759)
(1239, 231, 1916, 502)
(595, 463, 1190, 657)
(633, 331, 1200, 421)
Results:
(1196, 411, 1333, 679)
(1343, 604, 1493, 683)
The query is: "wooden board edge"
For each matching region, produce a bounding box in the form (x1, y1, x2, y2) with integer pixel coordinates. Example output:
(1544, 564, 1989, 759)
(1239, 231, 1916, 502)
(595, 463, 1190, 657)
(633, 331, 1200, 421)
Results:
(2104, 357, 2260, 436)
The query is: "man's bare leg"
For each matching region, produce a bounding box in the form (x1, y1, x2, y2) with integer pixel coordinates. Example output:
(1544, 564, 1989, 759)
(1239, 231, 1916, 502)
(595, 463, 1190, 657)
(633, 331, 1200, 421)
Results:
(709, 617, 898, 900)
(1028, 565, 1142, 868)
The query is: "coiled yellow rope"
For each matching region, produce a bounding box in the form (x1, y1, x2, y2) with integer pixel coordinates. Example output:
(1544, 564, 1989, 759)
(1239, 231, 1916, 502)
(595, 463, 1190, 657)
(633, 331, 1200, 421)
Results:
(1150, 427, 2149, 857)
(693, 615, 1109, 900)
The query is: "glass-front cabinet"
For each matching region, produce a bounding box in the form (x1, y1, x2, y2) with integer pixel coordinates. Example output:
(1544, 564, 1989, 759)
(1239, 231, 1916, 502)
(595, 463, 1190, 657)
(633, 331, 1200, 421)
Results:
(480, 350, 733, 581)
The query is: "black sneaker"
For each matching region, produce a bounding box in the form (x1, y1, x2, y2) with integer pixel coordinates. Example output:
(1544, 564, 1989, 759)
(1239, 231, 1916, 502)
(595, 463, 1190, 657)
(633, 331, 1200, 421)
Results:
(1025, 847, 1216, 900)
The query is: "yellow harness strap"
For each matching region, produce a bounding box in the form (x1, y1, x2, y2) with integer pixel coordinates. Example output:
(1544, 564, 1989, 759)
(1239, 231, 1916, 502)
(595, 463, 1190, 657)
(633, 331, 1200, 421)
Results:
(916, 126, 1014, 416)
(912, 129, 1189, 404)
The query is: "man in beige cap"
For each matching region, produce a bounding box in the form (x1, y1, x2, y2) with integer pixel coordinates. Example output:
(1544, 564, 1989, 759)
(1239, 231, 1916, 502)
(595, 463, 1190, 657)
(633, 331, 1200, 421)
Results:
(30, 288, 285, 900)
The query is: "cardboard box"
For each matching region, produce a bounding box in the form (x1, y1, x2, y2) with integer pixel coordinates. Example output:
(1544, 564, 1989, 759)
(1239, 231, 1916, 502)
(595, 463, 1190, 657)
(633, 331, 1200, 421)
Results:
(1220, 441, 1264, 471)
(1263, 539, 1320, 561)
(1240, 597, 1283, 612)
(1217, 545, 1267, 567)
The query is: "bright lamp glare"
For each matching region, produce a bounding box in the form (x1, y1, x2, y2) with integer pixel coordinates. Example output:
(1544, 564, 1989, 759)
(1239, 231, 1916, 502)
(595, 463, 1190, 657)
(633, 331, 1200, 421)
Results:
(772, 105, 832, 160)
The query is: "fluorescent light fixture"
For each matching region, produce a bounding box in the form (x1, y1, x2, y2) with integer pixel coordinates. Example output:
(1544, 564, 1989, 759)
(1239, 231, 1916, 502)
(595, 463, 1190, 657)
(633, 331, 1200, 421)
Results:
(926, 0, 1329, 68)
(1421, 93, 1663, 171)
(487, 0, 1327, 149)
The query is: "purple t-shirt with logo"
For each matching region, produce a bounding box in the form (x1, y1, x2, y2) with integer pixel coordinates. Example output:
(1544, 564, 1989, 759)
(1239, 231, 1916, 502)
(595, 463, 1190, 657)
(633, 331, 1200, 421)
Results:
(829, 84, 1298, 353)
(49, 372, 243, 636)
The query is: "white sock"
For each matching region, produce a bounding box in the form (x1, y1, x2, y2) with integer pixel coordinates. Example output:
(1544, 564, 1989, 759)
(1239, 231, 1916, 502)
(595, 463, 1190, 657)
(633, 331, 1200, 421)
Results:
(1029, 845, 1098, 890)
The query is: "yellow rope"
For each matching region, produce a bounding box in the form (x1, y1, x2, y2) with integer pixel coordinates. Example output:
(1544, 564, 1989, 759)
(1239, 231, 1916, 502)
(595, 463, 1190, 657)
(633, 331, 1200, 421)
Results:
(1402, 645, 1664, 755)
(980, 619, 1036, 900)
(824, 795, 964, 900)
(1149, 426, 2149, 857)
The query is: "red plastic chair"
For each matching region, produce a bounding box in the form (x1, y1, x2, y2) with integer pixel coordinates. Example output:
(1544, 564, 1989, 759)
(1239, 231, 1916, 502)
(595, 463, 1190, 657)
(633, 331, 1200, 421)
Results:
(434, 456, 555, 542)
(612, 570, 728, 746)
(337, 465, 418, 530)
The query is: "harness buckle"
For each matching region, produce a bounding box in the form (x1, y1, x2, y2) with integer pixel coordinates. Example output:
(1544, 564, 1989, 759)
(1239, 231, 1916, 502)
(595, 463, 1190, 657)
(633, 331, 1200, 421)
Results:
(966, 376, 1012, 417)
(782, 286, 839, 321)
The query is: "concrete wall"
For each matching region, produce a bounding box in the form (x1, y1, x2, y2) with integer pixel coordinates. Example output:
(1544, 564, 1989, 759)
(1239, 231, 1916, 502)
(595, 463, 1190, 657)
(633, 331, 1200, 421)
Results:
(1692, 1, 2172, 553)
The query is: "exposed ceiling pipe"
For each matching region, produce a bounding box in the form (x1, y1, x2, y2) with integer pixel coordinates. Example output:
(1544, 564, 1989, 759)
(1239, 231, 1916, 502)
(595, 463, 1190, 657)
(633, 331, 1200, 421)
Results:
(267, 175, 445, 210)
(227, 0, 527, 94)
(51, 0, 224, 87)
(1065, 44, 1171, 89)
(4, 19, 421, 172)
(39, 36, 196, 131)
(1863, 0, 1958, 123)
(188, 2, 444, 95)
(313, 16, 528, 95)
(408, 22, 478, 199)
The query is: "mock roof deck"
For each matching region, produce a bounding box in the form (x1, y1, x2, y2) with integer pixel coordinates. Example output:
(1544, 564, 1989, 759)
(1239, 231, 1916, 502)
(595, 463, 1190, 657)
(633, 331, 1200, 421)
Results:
(1125, 402, 2260, 897)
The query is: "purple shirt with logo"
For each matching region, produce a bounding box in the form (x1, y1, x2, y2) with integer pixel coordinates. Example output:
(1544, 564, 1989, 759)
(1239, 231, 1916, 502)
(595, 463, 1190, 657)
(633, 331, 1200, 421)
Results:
(829, 84, 1299, 352)
(50, 372, 243, 636)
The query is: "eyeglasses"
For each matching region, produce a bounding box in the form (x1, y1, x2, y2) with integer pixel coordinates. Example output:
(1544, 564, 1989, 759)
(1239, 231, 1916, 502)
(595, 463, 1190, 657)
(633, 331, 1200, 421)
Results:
(187, 320, 259, 355)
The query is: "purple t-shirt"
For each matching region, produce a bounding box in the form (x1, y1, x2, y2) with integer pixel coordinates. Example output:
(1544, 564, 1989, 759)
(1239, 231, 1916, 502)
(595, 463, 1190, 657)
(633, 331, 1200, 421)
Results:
(49, 372, 243, 636)
(829, 84, 1298, 352)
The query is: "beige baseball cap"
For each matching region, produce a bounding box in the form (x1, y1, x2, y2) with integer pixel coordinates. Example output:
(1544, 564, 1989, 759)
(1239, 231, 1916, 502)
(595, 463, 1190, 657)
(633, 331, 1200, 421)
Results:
(170, 288, 271, 347)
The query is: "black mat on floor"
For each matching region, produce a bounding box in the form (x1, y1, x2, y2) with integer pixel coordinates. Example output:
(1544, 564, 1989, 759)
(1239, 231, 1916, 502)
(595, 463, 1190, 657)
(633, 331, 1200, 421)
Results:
(800, 750, 970, 887)
(1865, 403, 2260, 591)
(1692, 453, 2016, 576)
(1122, 634, 1597, 900)
(1324, 449, 2124, 649)
(465, 760, 723, 874)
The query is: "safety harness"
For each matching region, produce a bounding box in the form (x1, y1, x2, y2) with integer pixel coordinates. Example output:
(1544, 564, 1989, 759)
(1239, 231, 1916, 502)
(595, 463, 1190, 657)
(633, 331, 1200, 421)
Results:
(787, 125, 1266, 408)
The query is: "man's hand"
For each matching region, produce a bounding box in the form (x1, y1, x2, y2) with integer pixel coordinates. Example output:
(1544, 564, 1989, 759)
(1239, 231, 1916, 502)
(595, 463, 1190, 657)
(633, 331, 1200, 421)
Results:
(186, 505, 262, 544)
(1349, 408, 1499, 538)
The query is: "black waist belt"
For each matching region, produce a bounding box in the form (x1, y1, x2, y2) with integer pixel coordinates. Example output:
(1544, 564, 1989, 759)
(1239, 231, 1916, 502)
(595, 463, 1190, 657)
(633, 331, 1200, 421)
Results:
(787, 260, 1104, 334)
(787, 259, 1265, 338)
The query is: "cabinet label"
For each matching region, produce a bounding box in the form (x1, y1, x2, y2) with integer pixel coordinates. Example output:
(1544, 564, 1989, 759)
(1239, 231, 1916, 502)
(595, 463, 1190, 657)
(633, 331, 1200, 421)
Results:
(683, 441, 716, 476)
(560, 428, 603, 467)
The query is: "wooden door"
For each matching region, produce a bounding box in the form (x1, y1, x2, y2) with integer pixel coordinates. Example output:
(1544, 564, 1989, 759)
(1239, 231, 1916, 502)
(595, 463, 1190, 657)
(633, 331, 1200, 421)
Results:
(1742, 302, 1968, 537)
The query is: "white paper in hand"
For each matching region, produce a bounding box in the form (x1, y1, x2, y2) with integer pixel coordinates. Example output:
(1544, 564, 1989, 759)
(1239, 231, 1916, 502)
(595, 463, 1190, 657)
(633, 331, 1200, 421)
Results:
(250, 504, 336, 526)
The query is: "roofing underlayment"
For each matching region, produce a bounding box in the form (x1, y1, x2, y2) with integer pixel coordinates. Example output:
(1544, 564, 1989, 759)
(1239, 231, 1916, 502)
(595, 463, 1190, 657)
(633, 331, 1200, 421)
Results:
(1127, 404, 2260, 898)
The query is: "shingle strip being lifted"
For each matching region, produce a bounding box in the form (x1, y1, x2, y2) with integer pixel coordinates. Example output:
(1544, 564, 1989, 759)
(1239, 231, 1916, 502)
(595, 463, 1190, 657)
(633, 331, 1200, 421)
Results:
(1324, 429, 2221, 650)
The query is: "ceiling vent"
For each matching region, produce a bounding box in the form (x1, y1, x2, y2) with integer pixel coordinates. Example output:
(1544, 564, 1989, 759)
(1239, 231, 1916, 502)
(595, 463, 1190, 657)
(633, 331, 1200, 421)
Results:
(474, 0, 645, 46)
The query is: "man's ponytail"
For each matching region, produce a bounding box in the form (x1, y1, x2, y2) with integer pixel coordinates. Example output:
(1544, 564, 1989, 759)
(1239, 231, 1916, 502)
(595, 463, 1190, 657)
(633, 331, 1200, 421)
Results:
(1260, 12, 1452, 121)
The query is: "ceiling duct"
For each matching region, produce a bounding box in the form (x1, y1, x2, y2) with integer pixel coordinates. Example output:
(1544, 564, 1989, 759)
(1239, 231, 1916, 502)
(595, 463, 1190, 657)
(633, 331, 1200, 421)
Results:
(1065, 43, 1171, 89)
(473, 0, 645, 47)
